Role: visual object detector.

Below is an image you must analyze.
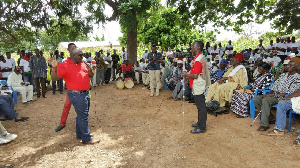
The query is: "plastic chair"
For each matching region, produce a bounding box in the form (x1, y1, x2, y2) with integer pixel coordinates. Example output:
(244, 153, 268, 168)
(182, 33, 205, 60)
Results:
(247, 80, 274, 119)
(288, 110, 297, 132)
(164, 73, 170, 90)
(0, 80, 18, 105)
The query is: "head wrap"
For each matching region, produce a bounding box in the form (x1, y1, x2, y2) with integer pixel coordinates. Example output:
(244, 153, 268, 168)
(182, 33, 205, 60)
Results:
(289, 53, 296, 58)
(220, 59, 228, 65)
(233, 53, 243, 63)
(290, 57, 300, 66)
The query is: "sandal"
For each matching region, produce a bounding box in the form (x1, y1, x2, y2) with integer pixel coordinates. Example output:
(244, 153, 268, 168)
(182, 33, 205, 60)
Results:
(267, 129, 284, 136)
(236, 115, 247, 118)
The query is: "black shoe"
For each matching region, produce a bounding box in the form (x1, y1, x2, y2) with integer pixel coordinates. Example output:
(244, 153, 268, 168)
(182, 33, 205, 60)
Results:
(60, 92, 63, 94)
(191, 123, 198, 128)
(37, 96, 40, 98)
(189, 100, 195, 103)
(52, 92, 56, 95)
(190, 128, 206, 134)
(42, 95, 47, 98)
(55, 125, 65, 132)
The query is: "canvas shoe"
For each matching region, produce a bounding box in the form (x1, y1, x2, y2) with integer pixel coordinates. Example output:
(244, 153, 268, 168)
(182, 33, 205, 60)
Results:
(0, 137, 11, 144)
(2, 133, 17, 141)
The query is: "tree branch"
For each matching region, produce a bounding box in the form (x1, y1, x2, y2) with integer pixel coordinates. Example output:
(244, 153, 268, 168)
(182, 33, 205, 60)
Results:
(105, 0, 119, 21)
(0, 26, 17, 41)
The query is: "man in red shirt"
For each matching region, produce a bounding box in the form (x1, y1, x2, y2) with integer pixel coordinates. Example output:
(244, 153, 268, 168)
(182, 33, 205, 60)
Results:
(121, 60, 133, 78)
(51, 48, 100, 144)
(55, 43, 76, 132)
(183, 41, 208, 134)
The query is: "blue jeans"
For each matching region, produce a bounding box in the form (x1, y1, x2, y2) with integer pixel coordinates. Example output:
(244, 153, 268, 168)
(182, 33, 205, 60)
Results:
(0, 95, 18, 119)
(67, 91, 92, 143)
(274, 100, 293, 131)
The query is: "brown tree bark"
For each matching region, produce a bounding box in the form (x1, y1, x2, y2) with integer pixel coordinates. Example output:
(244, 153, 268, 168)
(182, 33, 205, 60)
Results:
(126, 10, 137, 64)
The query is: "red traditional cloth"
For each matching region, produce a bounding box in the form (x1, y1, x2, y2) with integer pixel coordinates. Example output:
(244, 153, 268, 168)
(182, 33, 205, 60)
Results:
(189, 52, 203, 88)
(121, 64, 133, 72)
(22, 56, 30, 62)
(234, 53, 243, 63)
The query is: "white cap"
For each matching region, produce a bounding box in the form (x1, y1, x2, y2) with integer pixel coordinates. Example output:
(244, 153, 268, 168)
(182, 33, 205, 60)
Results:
(25, 50, 29, 54)
(145, 48, 148, 50)
(177, 60, 183, 64)
(289, 53, 296, 58)
(283, 60, 290, 65)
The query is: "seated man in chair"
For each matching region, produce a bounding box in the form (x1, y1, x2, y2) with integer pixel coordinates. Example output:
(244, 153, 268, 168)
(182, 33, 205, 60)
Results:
(7, 66, 34, 104)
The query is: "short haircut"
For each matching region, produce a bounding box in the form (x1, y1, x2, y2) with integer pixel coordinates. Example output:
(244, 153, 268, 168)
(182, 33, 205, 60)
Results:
(152, 45, 156, 48)
(194, 41, 204, 49)
(259, 62, 271, 71)
(68, 43, 76, 49)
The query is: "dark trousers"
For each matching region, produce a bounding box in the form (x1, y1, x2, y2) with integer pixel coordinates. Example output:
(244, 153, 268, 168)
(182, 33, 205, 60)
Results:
(67, 91, 92, 143)
(185, 85, 192, 100)
(35, 77, 46, 97)
(194, 94, 207, 130)
(52, 78, 63, 94)
(0, 95, 17, 119)
(104, 68, 111, 83)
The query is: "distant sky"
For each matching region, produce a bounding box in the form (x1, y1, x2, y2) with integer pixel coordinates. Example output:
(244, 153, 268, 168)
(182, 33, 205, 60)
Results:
(89, 0, 275, 42)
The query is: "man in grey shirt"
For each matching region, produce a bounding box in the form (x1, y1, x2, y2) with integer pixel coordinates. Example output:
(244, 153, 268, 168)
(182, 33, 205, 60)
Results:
(30, 49, 47, 98)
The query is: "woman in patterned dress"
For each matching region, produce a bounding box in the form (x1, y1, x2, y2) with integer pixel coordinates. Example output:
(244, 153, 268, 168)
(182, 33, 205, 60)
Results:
(231, 63, 273, 118)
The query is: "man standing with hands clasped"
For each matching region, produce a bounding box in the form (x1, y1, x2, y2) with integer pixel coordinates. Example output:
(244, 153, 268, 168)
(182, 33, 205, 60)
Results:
(51, 48, 100, 144)
(147, 45, 163, 96)
(182, 41, 210, 134)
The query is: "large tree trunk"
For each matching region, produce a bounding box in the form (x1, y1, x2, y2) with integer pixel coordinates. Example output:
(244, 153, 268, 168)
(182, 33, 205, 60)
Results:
(126, 10, 137, 64)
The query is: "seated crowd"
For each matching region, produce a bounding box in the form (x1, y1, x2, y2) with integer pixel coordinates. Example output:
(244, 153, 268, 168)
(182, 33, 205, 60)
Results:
(1, 36, 300, 145)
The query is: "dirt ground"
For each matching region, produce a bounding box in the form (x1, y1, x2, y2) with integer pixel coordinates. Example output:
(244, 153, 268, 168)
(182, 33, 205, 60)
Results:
(1, 83, 300, 168)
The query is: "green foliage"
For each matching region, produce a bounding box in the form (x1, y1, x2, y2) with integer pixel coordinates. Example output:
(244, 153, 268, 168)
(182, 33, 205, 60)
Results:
(0, 0, 91, 49)
(168, 0, 300, 34)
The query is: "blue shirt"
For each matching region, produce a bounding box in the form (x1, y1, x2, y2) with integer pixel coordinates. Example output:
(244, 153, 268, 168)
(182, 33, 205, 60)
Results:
(147, 52, 162, 70)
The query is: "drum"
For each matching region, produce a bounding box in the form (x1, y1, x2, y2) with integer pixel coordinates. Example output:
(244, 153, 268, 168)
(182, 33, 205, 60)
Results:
(124, 78, 134, 89)
(115, 79, 124, 89)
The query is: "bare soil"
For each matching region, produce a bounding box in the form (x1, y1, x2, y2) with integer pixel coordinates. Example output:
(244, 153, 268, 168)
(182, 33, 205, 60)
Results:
(1, 83, 300, 168)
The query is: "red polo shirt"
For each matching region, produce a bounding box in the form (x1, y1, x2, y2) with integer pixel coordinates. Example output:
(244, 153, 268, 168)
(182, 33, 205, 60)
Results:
(189, 52, 203, 88)
(57, 58, 90, 91)
(121, 64, 133, 72)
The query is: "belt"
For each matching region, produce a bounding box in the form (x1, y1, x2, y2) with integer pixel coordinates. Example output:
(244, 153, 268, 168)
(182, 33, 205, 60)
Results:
(68, 90, 89, 93)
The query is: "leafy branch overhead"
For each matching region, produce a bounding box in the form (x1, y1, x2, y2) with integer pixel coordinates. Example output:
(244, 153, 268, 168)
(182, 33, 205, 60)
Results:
(167, 0, 299, 34)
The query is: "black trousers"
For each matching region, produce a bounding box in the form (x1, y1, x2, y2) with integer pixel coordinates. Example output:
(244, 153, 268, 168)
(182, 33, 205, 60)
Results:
(194, 94, 207, 130)
(104, 68, 111, 84)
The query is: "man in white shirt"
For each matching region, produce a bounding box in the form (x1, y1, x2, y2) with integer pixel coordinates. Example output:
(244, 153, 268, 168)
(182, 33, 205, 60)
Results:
(225, 40, 233, 56)
(19, 54, 32, 84)
(5, 52, 15, 70)
(0, 55, 13, 80)
(275, 37, 287, 63)
(7, 66, 33, 104)
(104, 50, 112, 83)
(166, 47, 173, 58)
(217, 42, 225, 58)
(257, 39, 266, 54)
(134, 61, 143, 84)
(289, 36, 299, 56)
(120, 47, 127, 63)
(141, 48, 148, 61)
(139, 58, 148, 85)
(211, 44, 219, 60)
(267, 52, 281, 67)
(267, 40, 273, 52)
(251, 49, 261, 61)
